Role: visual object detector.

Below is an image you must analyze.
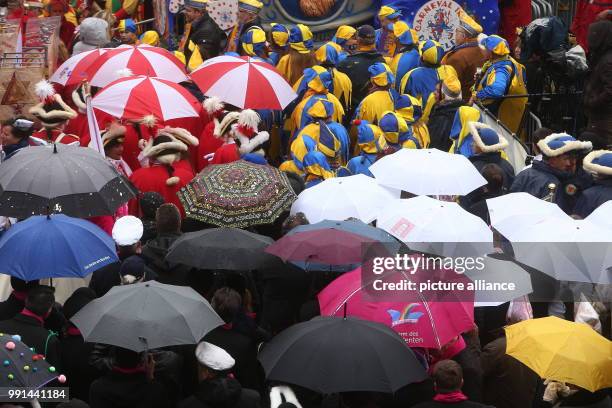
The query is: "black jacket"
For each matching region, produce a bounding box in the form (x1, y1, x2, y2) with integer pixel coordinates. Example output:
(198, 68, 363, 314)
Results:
(573, 178, 612, 217)
(337, 51, 385, 116)
(0, 292, 25, 321)
(60, 332, 101, 402)
(0, 313, 61, 370)
(510, 160, 575, 213)
(469, 152, 516, 190)
(89, 369, 170, 408)
(428, 100, 464, 151)
(89, 255, 157, 297)
(142, 233, 190, 286)
(185, 13, 227, 62)
(178, 376, 260, 408)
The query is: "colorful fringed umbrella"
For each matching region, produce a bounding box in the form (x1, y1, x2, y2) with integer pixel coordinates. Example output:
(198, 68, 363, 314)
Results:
(178, 160, 297, 228)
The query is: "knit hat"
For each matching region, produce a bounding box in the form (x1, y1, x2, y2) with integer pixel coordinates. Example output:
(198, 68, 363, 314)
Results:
(332, 25, 356, 45)
(394, 94, 422, 123)
(118, 19, 137, 34)
(299, 65, 333, 94)
(102, 122, 127, 148)
(379, 111, 409, 145)
(378, 5, 401, 19)
(457, 9, 483, 37)
(477, 34, 510, 56)
(468, 122, 508, 152)
(583, 150, 612, 176)
(29, 80, 77, 128)
(289, 24, 313, 54)
(270, 23, 289, 48)
(353, 119, 387, 154)
(238, 0, 263, 13)
(420, 40, 445, 65)
(119, 255, 146, 285)
(112, 215, 144, 246)
(232, 109, 270, 155)
(242, 27, 267, 57)
(537, 133, 593, 158)
(369, 62, 394, 87)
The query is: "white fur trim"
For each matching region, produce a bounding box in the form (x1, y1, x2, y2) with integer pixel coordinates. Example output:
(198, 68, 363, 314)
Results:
(72, 88, 87, 112)
(115, 68, 134, 79)
(237, 130, 269, 155)
(140, 115, 158, 128)
(214, 112, 240, 138)
(143, 139, 187, 159)
(537, 133, 593, 157)
(203, 96, 224, 115)
(102, 123, 127, 146)
(270, 386, 302, 408)
(468, 121, 508, 153)
(238, 109, 260, 131)
(159, 127, 199, 147)
(583, 150, 612, 176)
(34, 80, 56, 101)
(29, 94, 77, 124)
(477, 33, 488, 50)
(166, 176, 180, 186)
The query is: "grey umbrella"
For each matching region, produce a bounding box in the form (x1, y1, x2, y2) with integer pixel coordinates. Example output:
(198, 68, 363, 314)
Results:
(0, 144, 137, 218)
(71, 281, 224, 352)
(464, 254, 533, 304)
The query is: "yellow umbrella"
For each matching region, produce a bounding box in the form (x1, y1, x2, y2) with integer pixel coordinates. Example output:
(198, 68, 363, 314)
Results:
(505, 316, 612, 392)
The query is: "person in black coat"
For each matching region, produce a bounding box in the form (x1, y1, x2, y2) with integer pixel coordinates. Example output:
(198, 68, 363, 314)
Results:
(574, 149, 612, 217)
(60, 287, 101, 403)
(178, 341, 260, 408)
(468, 122, 515, 190)
(337, 25, 385, 121)
(413, 360, 493, 408)
(0, 286, 61, 370)
(511, 133, 592, 214)
(89, 347, 169, 408)
(466, 163, 506, 224)
(0, 277, 39, 321)
(428, 80, 464, 152)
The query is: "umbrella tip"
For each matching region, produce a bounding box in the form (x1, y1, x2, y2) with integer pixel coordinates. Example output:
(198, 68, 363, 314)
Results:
(343, 303, 347, 319)
(53, 143, 58, 154)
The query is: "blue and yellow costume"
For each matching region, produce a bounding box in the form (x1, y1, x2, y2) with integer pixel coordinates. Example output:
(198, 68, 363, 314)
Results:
(399, 40, 447, 105)
(331, 25, 357, 62)
(277, 24, 314, 84)
(390, 21, 421, 93)
(241, 27, 273, 64)
(226, 0, 264, 53)
(379, 111, 421, 149)
(394, 94, 430, 148)
(475, 34, 527, 134)
(304, 151, 335, 188)
(269, 23, 289, 66)
(449, 105, 481, 157)
(354, 63, 397, 124)
(375, 6, 402, 58)
(348, 120, 388, 177)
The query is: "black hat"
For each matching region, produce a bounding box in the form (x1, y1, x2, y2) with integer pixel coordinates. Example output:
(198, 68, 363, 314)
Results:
(63, 287, 96, 321)
(119, 255, 146, 285)
(357, 25, 376, 44)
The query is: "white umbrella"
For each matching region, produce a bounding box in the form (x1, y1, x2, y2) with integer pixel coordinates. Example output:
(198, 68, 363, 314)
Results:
(369, 148, 487, 196)
(586, 201, 612, 230)
(464, 254, 533, 304)
(510, 216, 612, 284)
(290, 174, 399, 224)
(376, 196, 494, 257)
(486, 192, 569, 235)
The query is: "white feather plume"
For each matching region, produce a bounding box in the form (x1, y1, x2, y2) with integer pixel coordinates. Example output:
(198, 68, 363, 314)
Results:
(34, 80, 56, 101)
(203, 96, 224, 115)
(140, 115, 158, 128)
(238, 109, 260, 131)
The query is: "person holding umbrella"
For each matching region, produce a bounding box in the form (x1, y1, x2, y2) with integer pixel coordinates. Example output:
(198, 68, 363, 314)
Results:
(178, 341, 260, 408)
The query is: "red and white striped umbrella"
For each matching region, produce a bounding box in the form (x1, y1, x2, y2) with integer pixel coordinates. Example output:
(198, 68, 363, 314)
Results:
(92, 76, 201, 122)
(85, 45, 188, 87)
(50, 49, 106, 86)
(190, 55, 297, 110)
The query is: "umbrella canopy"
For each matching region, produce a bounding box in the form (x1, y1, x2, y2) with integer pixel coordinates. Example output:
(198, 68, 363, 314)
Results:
(0, 214, 118, 280)
(165, 227, 278, 271)
(84, 44, 188, 87)
(71, 281, 224, 352)
(49, 48, 106, 86)
(178, 160, 296, 228)
(0, 333, 61, 389)
(92, 75, 201, 123)
(509, 216, 612, 284)
(370, 148, 487, 196)
(376, 196, 494, 258)
(505, 316, 612, 392)
(486, 192, 568, 236)
(318, 268, 475, 349)
(586, 201, 612, 230)
(0, 145, 137, 218)
(190, 55, 297, 110)
(290, 174, 399, 224)
(258, 316, 427, 394)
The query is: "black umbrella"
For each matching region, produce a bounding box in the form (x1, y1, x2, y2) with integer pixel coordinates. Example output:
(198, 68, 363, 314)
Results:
(258, 316, 427, 394)
(165, 227, 280, 271)
(0, 144, 137, 218)
(71, 281, 224, 352)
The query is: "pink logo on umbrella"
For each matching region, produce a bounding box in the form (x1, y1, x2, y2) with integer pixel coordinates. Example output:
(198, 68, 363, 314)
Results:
(390, 218, 415, 240)
(387, 303, 424, 327)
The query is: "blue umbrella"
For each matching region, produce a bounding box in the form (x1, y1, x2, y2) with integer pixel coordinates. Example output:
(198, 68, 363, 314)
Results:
(287, 220, 401, 272)
(0, 214, 118, 280)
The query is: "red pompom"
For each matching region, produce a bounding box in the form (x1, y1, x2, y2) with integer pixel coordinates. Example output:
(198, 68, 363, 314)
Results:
(236, 124, 256, 138)
(352, 119, 362, 125)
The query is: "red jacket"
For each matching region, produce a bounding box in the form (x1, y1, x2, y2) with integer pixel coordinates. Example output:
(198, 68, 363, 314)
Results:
(128, 163, 194, 217)
(30, 129, 79, 145)
(121, 124, 156, 171)
(211, 143, 241, 165)
(196, 121, 223, 172)
(65, 114, 91, 147)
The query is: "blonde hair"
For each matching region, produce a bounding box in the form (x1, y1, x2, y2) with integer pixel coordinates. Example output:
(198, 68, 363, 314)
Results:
(287, 49, 316, 86)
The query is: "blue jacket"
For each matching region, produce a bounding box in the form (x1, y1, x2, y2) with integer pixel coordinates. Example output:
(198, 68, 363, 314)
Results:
(1, 138, 29, 162)
(393, 47, 421, 92)
(573, 178, 612, 218)
(400, 66, 440, 105)
(347, 154, 377, 177)
(327, 121, 351, 164)
(510, 160, 574, 213)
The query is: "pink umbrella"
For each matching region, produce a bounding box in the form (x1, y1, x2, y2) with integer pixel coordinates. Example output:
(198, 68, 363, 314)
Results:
(318, 268, 475, 349)
(190, 55, 297, 110)
(50, 49, 106, 87)
(92, 76, 201, 123)
(85, 45, 189, 87)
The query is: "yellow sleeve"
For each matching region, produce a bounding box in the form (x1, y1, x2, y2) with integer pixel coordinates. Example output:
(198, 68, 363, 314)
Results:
(276, 55, 291, 83)
(390, 54, 401, 76)
(187, 42, 203, 72)
(399, 68, 414, 94)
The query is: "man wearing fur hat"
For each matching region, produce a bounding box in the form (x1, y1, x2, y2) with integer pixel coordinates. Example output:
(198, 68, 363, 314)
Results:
(510, 133, 592, 213)
(211, 109, 270, 165)
(574, 150, 612, 217)
(468, 122, 515, 190)
(129, 128, 198, 217)
(65, 81, 93, 147)
(29, 80, 79, 145)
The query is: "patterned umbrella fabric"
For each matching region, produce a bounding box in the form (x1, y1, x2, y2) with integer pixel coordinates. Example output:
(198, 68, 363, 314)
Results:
(49, 49, 106, 86)
(178, 160, 297, 228)
(84, 44, 188, 87)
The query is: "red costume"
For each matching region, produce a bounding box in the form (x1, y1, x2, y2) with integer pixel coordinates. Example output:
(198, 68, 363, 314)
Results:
(30, 129, 80, 145)
(211, 142, 241, 165)
(121, 123, 156, 171)
(498, 0, 532, 49)
(65, 114, 91, 147)
(129, 164, 194, 217)
(196, 121, 224, 171)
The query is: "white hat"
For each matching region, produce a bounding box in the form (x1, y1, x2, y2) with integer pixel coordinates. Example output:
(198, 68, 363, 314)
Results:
(112, 216, 144, 246)
(195, 342, 235, 371)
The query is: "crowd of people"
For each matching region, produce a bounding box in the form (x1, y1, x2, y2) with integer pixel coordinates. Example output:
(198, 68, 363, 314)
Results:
(0, 0, 611, 407)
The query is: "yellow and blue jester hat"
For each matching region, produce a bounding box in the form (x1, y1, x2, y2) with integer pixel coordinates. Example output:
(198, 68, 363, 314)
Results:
(369, 62, 395, 87)
(394, 94, 422, 123)
(420, 40, 445, 66)
(332, 25, 357, 46)
(270, 23, 289, 49)
(241, 27, 268, 57)
(298, 65, 333, 94)
(354, 119, 387, 154)
(315, 43, 341, 66)
(378, 111, 409, 145)
(394, 21, 419, 46)
(306, 98, 334, 120)
(289, 24, 314, 54)
(477, 34, 510, 56)
(304, 151, 334, 179)
(378, 5, 402, 20)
